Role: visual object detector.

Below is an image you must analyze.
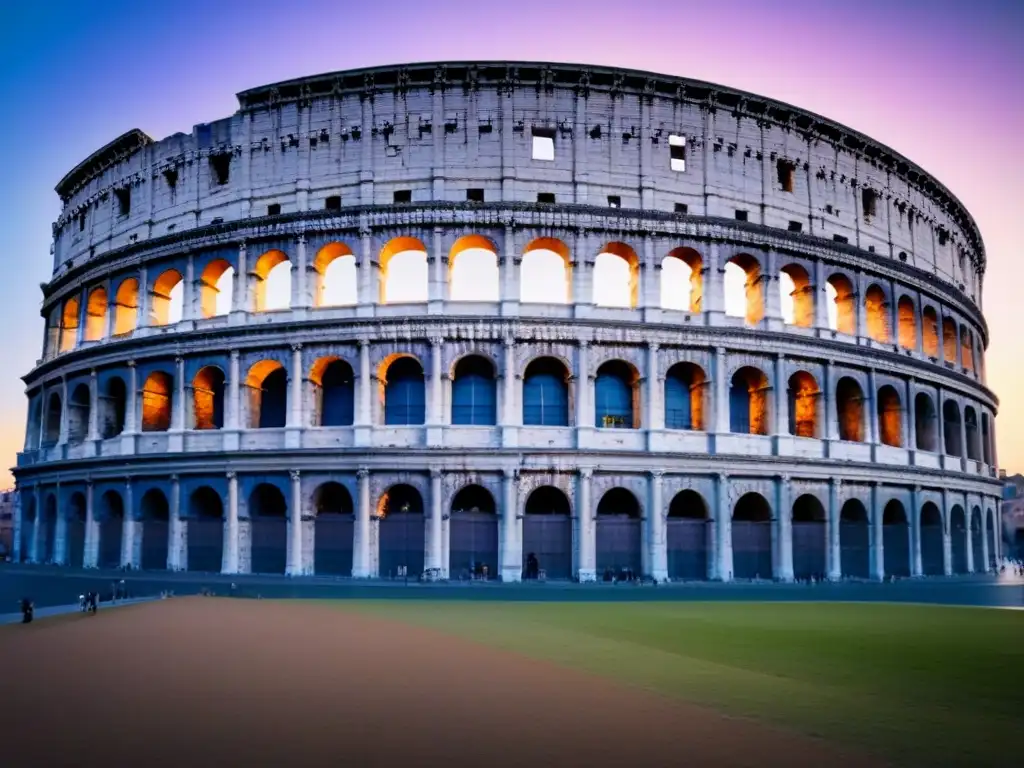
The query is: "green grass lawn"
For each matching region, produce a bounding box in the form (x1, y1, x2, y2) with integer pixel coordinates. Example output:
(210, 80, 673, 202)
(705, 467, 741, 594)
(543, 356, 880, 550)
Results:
(327, 600, 1023, 767)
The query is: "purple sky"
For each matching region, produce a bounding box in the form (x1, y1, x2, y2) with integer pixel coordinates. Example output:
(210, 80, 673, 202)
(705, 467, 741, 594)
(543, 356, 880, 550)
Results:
(0, 0, 1021, 484)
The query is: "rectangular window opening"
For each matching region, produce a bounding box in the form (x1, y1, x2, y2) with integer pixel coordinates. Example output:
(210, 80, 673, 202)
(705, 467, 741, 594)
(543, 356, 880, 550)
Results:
(832, 234, 849, 244)
(210, 153, 231, 186)
(114, 187, 131, 217)
(607, 195, 621, 208)
(787, 220, 803, 233)
(734, 209, 748, 222)
(531, 127, 555, 161)
(325, 196, 341, 212)
(163, 168, 178, 189)
(674, 202, 689, 214)
(861, 187, 877, 219)
(669, 134, 686, 171)
(466, 188, 485, 203)
(393, 189, 412, 204)
(777, 159, 796, 193)
(267, 203, 281, 216)
(537, 192, 556, 204)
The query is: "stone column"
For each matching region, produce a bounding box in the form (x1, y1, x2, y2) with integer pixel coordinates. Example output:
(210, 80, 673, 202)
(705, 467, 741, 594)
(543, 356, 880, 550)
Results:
(980, 503, 991, 573)
(764, 250, 784, 331)
(357, 226, 374, 317)
(813, 259, 830, 332)
(576, 468, 595, 582)
(824, 362, 838, 443)
(964, 499, 975, 575)
(649, 470, 667, 582)
(121, 479, 136, 569)
(53, 485, 67, 565)
(500, 468, 520, 582)
(293, 234, 310, 312)
(168, 474, 183, 571)
(910, 485, 922, 577)
(352, 468, 371, 578)
(428, 227, 445, 311)
(355, 339, 372, 446)
(31, 485, 42, 563)
(122, 361, 138, 456)
(575, 340, 592, 438)
(704, 243, 725, 322)
(57, 376, 69, 445)
(867, 369, 878, 445)
(640, 236, 660, 319)
(83, 481, 98, 568)
(286, 343, 303, 449)
(429, 469, 444, 574)
(182, 254, 196, 322)
(937, 386, 946, 457)
(713, 346, 729, 435)
(137, 265, 150, 328)
(87, 369, 100, 442)
(223, 349, 241, 451)
(427, 337, 444, 447)
(645, 342, 661, 438)
(231, 242, 248, 316)
(942, 488, 953, 576)
(501, 336, 518, 447)
(906, 378, 917, 451)
(869, 482, 884, 581)
(572, 232, 593, 315)
(716, 473, 732, 582)
(959, 406, 969, 471)
(500, 225, 520, 317)
(223, 471, 239, 574)
(827, 477, 842, 580)
(776, 475, 794, 582)
(774, 353, 788, 437)
(288, 470, 302, 576)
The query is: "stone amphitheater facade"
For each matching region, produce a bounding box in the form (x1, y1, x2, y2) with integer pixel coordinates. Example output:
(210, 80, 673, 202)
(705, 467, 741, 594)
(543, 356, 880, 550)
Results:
(12, 61, 1004, 583)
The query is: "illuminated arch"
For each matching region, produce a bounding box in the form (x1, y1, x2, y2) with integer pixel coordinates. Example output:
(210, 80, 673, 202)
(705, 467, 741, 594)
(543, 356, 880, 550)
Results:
(787, 371, 820, 438)
(380, 237, 428, 304)
(313, 242, 357, 307)
(836, 377, 865, 442)
(246, 360, 287, 429)
(253, 249, 292, 312)
(864, 284, 890, 343)
(897, 296, 917, 350)
(151, 269, 184, 326)
(592, 242, 639, 309)
(192, 366, 226, 430)
(84, 287, 108, 341)
(877, 385, 902, 447)
(723, 253, 763, 326)
(310, 357, 355, 427)
(942, 317, 957, 363)
(113, 278, 139, 335)
(521, 238, 571, 304)
(59, 296, 80, 352)
(729, 366, 769, 435)
(664, 362, 706, 431)
(661, 247, 702, 313)
(779, 264, 813, 327)
(922, 305, 940, 357)
(198, 259, 234, 318)
(449, 235, 499, 302)
(826, 274, 856, 335)
(141, 371, 173, 432)
(960, 328, 974, 372)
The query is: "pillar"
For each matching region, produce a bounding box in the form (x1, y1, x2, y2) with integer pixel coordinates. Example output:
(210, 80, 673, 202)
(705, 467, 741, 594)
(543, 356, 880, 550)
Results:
(867, 369, 878, 445)
(716, 473, 732, 581)
(774, 353, 788, 437)
(869, 482, 884, 581)
(980, 502, 991, 573)
(501, 336, 518, 446)
(231, 242, 248, 316)
(964, 499, 975, 575)
(293, 234, 310, 311)
(910, 485, 922, 577)
(357, 227, 374, 316)
(575, 340, 592, 438)
(170, 356, 186, 449)
(576, 468, 595, 581)
(286, 343, 303, 448)
(764, 250, 784, 330)
(288, 470, 302, 576)
(704, 243, 725, 321)
(827, 478, 842, 580)
(824, 362, 838, 443)
(31, 484, 42, 563)
(53, 486, 67, 565)
(428, 337, 443, 446)
(500, 468, 520, 582)
(428, 227, 445, 310)
(500, 225, 519, 316)
(352, 468, 371, 578)
(355, 339, 372, 446)
(182, 254, 196, 322)
(776, 475, 793, 582)
(429, 469, 443, 573)
(83, 481, 98, 568)
(646, 342, 661, 437)
(713, 346, 729, 435)
(906, 378, 917, 451)
(87, 368, 100, 442)
(57, 376, 69, 445)
(168, 474, 183, 571)
(123, 360, 138, 436)
(649, 470, 667, 582)
(121, 479, 136, 569)
(813, 259, 830, 331)
(137, 265, 150, 328)
(223, 471, 239, 574)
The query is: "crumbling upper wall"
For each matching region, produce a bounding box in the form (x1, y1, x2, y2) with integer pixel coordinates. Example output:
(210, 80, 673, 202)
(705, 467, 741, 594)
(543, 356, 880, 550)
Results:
(48, 61, 986, 304)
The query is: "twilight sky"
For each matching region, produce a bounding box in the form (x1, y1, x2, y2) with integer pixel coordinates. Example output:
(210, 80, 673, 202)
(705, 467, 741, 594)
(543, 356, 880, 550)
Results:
(0, 0, 1021, 486)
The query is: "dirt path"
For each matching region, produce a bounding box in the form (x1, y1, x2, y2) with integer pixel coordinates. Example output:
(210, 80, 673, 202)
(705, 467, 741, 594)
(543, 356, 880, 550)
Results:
(0, 598, 880, 767)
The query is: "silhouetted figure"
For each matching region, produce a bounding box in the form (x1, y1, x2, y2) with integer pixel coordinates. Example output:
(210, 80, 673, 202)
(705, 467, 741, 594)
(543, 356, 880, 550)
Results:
(20, 598, 33, 624)
(524, 552, 539, 580)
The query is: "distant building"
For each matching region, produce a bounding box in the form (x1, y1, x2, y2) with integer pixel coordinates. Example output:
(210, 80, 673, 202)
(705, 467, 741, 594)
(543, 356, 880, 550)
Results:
(0, 489, 14, 557)
(1002, 494, 1024, 559)
(1000, 471, 1023, 500)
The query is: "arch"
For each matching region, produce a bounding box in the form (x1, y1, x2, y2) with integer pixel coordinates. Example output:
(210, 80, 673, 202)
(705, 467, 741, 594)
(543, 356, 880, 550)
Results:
(192, 366, 226, 430)
(42, 392, 62, 446)
(826, 274, 856, 335)
(595, 488, 642, 578)
(970, 506, 984, 573)
(792, 494, 827, 580)
(883, 500, 911, 577)
(113, 277, 139, 335)
(987, 508, 998, 569)
(450, 484, 498, 580)
(661, 247, 702, 313)
(981, 413, 992, 465)
(20, 494, 37, 563)
(42, 494, 57, 563)
(139, 488, 170, 571)
(380, 237, 428, 304)
(897, 296, 917, 350)
(198, 258, 234, 318)
(246, 360, 287, 429)
(151, 269, 184, 326)
(449, 235, 499, 302)
(664, 362, 706, 431)
(59, 296, 80, 352)
(84, 287, 108, 341)
(836, 377, 865, 442)
(779, 264, 813, 327)
(248, 482, 287, 574)
(310, 358, 355, 427)
(920, 501, 944, 576)
(253, 249, 292, 312)
(452, 355, 497, 426)
(313, 242, 357, 307)
(522, 357, 570, 426)
(943, 400, 962, 457)
(313, 481, 354, 576)
(964, 406, 981, 461)
(942, 317, 958, 363)
(522, 485, 572, 580)
(666, 489, 709, 580)
(595, 360, 640, 429)
(377, 484, 425, 579)
(729, 366, 769, 435)
(98, 490, 124, 569)
(922, 306, 940, 357)
(787, 371, 820, 438)
(914, 393, 938, 452)
(382, 356, 426, 425)
(65, 383, 90, 445)
(732, 492, 772, 580)
(520, 237, 571, 304)
(877, 385, 903, 447)
(949, 504, 968, 574)
(141, 371, 173, 432)
(65, 492, 87, 568)
(724, 253, 763, 325)
(840, 499, 870, 578)
(100, 376, 127, 439)
(186, 486, 223, 573)
(960, 329, 974, 372)
(864, 284, 890, 343)
(592, 242, 639, 309)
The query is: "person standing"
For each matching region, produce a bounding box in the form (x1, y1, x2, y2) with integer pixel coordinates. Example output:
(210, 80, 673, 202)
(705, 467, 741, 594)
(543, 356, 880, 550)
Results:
(20, 598, 33, 624)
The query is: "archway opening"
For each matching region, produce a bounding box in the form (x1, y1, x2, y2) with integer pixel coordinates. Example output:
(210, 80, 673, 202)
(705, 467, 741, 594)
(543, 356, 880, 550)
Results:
(661, 247, 702, 313)
(522, 485, 572, 580)
(592, 242, 638, 308)
(943, 400, 962, 457)
(98, 490, 124, 569)
(595, 488, 642, 578)
(66, 492, 87, 568)
(961, 329, 974, 372)
(950, 505, 968, 575)
(139, 488, 170, 571)
(67, 384, 91, 444)
(193, 366, 226, 430)
(664, 362, 705, 431)
(380, 237, 428, 304)
(253, 250, 292, 312)
(840, 498, 870, 579)
(667, 489, 708, 581)
(920, 501, 944, 576)
(151, 269, 184, 326)
(42, 392, 62, 447)
(59, 297, 80, 352)
(311, 358, 355, 427)
(382, 356, 426, 425)
(787, 371, 820, 438)
(836, 377, 865, 442)
(942, 318, 957, 363)
(246, 361, 287, 429)
(100, 377, 127, 439)
(826, 274, 856, 334)
(732, 492, 772, 580)
(199, 259, 234, 317)
(452, 355, 497, 426)
(595, 360, 639, 429)
(914, 393, 938, 452)
(779, 264, 813, 327)
(187, 486, 224, 573)
(520, 238, 571, 304)
(864, 284, 890, 343)
(449, 235, 499, 302)
(313, 242, 357, 307)
(729, 367, 769, 435)
(922, 306, 940, 357)
(113, 278, 139, 335)
(313, 481, 354, 576)
(85, 287, 108, 341)
(970, 507, 984, 572)
(964, 406, 981, 461)
(522, 357, 570, 426)
(897, 296, 917, 350)
(141, 371, 173, 432)
(877, 385, 903, 447)
(248, 483, 287, 574)
(450, 484, 498, 580)
(42, 494, 57, 563)
(377, 484, 425, 579)
(792, 494, 826, 580)
(724, 253, 763, 326)
(883, 500, 910, 577)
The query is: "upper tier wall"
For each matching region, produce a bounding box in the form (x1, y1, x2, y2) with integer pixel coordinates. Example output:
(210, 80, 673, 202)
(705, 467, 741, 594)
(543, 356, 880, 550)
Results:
(50, 62, 984, 305)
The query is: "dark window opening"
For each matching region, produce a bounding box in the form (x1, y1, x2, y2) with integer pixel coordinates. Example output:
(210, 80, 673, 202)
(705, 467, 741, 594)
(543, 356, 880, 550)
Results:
(466, 188, 485, 203)
(589, 125, 602, 140)
(833, 234, 849, 244)
(825, 204, 834, 214)
(734, 210, 748, 222)
(163, 168, 178, 189)
(675, 203, 689, 214)
(478, 121, 493, 135)
(537, 192, 556, 204)
(393, 190, 412, 204)
(607, 196, 621, 208)
(777, 160, 796, 193)
(325, 196, 341, 212)
(861, 188, 877, 219)
(868, 245, 876, 253)
(787, 221, 803, 233)
(669, 134, 686, 171)
(77, 212, 86, 232)
(937, 228, 949, 246)
(114, 188, 131, 217)
(267, 203, 281, 216)
(210, 154, 231, 186)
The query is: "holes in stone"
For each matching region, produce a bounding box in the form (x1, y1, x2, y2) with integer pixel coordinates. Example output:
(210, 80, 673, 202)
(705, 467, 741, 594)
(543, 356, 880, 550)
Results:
(734, 210, 748, 222)
(466, 188, 484, 203)
(114, 187, 130, 216)
(325, 196, 341, 212)
(861, 187, 877, 220)
(669, 134, 686, 171)
(675, 203, 689, 214)
(532, 127, 555, 161)
(608, 196, 621, 208)
(267, 203, 281, 216)
(777, 159, 796, 193)
(589, 125, 602, 140)
(833, 234, 849, 244)
(537, 192, 556, 204)
(787, 221, 803, 233)
(210, 153, 231, 186)
(393, 190, 412, 204)
(163, 168, 178, 189)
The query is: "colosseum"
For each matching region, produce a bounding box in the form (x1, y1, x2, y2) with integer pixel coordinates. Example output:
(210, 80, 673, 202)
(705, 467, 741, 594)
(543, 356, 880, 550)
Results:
(11, 61, 1004, 583)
